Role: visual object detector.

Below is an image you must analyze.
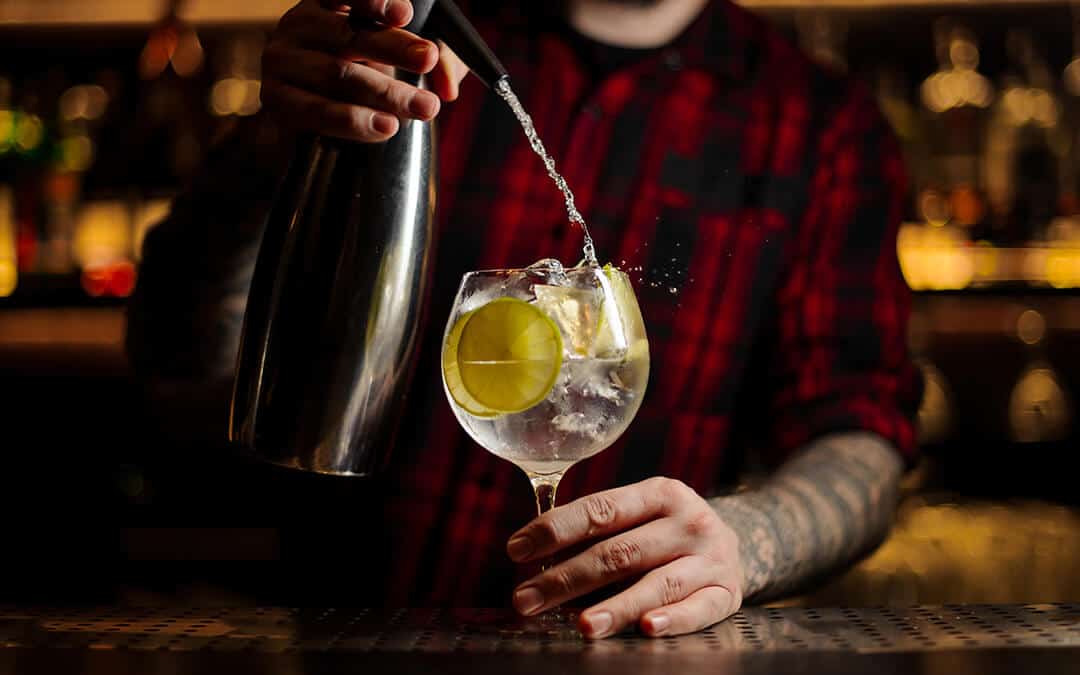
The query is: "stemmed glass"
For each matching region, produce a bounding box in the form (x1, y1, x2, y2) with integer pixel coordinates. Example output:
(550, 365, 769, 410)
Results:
(441, 259, 649, 633)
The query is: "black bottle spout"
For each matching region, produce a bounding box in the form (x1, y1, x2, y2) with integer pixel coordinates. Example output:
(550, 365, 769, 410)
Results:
(425, 0, 509, 89)
(355, 0, 508, 89)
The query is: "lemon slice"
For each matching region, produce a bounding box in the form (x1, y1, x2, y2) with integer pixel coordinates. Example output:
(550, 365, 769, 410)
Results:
(444, 297, 563, 415)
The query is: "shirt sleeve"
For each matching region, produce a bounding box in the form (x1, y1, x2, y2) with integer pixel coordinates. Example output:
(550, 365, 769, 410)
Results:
(125, 117, 293, 380)
(763, 82, 922, 468)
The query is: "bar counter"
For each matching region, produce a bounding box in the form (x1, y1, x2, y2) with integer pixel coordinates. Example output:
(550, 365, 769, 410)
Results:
(1, 604, 1077, 675)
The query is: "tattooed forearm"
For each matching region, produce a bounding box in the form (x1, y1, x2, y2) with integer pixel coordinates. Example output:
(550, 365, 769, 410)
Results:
(711, 431, 903, 602)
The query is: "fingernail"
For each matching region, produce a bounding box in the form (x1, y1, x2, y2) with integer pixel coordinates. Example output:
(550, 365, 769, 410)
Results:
(409, 43, 433, 66)
(646, 613, 670, 635)
(372, 113, 398, 135)
(506, 536, 533, 562)
(408, 92, 439, 118)
(513, 586, 544, 615)
(383, 0, 411, 24)
(583, 611, 613, 638)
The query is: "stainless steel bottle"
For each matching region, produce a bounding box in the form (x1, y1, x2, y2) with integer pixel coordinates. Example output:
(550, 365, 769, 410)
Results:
(229, 0, 507, 476)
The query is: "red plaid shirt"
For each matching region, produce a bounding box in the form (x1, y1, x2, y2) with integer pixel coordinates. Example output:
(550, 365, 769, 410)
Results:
(130, 0, 919, 605)
(372, 0, 919, 606)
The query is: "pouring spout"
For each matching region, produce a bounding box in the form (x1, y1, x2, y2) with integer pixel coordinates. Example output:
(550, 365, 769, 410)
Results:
(425, 0, 509, 89)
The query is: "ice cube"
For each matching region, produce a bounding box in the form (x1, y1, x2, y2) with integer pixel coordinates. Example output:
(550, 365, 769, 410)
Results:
(527, 257, 565, 272)
(526, 258, 569, 285)
(552, 412, 604, 439)
(533, 284, 600, 356)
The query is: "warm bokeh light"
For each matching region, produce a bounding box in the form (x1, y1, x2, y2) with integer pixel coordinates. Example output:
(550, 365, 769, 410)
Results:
(0, 110, 14, 152)
(1016, 309, 1046, 345)
(14, 113, 44, 152)
(897, 224, 975, 290)
(132, 199, 172, 260)
(1002, 86, 1059, 128)
(898, 222, 1080, 290)
(920, 28, 994, 113)
(60, 135, 95, 173)
(209, 78, 261, 117)
(805, 499, 1080, 606)
(0, 186, 15, 297)
(1010, 365, 1071, 443)
(73, 201, 132, 270)
(58, 84, 109, 122)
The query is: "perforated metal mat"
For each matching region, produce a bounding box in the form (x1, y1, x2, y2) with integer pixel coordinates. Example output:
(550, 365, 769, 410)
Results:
(1, 604, 1078, 654)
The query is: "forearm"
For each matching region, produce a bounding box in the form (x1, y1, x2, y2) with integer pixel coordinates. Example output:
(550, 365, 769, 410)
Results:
(710, 431, 903, 603)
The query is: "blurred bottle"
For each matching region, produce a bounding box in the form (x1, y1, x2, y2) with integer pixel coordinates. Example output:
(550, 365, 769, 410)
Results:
(985, 31, 1062, 245)
(1009, 309, 1070, 443)
(920, 20, 993, 239)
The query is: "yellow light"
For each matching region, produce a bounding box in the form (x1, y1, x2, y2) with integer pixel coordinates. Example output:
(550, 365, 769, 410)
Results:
(73, 201, 132, 268)
(132, 198, 172, 259)
(1017, 309, 1046, 345)
(973, 241, 998, 281)
(0, 259, 16, 297)
(1044, 250, 1080, 289)
(0, 186, 15, 297)
(210, 78, 261, 117)
(60, 135, 95, 173)
(15, 114, 43, 151)
(59, 84, 109, 122)
(238, 80, 261, 116)
(0, 110, 13, 150)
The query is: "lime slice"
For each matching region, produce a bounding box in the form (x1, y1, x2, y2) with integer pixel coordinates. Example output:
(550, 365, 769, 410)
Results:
(443, 308, 499, 417)
(444, 297, 563, 415)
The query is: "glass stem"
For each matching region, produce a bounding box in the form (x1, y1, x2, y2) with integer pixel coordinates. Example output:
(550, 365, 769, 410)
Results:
(530, 475, 562, 572)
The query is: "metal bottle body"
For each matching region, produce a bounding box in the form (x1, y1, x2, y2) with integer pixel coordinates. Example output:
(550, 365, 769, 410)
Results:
(229, 93, 436, 476)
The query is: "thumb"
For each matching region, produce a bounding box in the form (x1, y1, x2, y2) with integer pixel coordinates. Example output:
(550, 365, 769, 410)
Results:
(431, 40, 470, 101)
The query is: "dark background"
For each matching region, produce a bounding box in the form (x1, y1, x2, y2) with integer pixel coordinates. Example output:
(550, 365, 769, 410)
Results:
(1, 1, 1079, 607)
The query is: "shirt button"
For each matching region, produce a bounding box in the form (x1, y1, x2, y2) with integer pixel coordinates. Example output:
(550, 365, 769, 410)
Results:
(583, 103, 603, 119)
(664, 51, 683, 71)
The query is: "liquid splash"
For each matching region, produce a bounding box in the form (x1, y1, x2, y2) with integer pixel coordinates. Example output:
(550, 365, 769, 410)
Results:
(495, 78, 597, 267)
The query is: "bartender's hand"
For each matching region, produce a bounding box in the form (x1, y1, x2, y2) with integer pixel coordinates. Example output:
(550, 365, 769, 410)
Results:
(508, 477, 744, 638)
(262, 0, 470, 142)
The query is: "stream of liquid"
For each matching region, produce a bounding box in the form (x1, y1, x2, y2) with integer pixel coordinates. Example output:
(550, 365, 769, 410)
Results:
(495, 78, 598, 267)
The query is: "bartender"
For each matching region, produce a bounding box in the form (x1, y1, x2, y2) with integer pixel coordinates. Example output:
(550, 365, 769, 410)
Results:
(128, 0, 921, 639)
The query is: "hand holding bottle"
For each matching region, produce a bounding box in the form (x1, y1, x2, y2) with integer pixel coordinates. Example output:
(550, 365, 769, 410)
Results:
(261, 0, 470, 142)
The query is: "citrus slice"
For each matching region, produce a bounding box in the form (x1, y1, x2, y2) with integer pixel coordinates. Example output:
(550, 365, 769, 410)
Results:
(443, 308, 499, 417)
(593, 264, 640, 358)
(444, 297, 563, 415)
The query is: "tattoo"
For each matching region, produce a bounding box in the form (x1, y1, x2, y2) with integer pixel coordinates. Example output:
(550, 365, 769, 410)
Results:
(711, 432, 903, 602)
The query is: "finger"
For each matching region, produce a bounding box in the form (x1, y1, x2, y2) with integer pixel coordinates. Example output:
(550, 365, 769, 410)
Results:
(639, 585, 739, 638)
(261, 79, 400, 142)
(264, 45, 440, 120)
(509, 477, 694, 563)
(513, 517, 688, 616)
(430, 41, 469, 101)
(576, 555, 730, 639)
(281, 5, 437, 72)
(314, 0, 413, 27)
